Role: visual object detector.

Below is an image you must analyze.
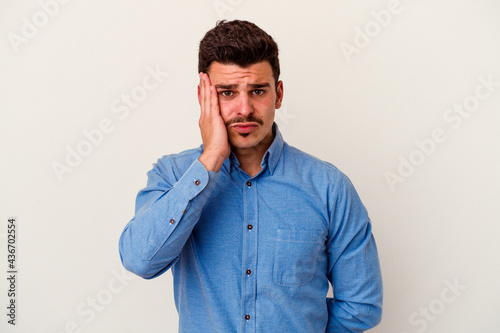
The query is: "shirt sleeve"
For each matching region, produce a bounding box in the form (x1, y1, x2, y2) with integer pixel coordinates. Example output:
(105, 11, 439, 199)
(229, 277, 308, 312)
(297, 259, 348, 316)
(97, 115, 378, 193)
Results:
(325, 173, 383, 332)
(119, 158, 219, 279)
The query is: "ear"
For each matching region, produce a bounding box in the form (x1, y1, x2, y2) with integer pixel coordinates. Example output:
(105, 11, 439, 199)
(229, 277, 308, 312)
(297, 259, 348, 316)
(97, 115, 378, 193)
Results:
(275, 80, 284, 109)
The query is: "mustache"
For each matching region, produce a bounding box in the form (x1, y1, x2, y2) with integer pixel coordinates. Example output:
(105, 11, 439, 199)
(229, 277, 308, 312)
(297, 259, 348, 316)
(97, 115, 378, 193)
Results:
(225, 116, 263, 126)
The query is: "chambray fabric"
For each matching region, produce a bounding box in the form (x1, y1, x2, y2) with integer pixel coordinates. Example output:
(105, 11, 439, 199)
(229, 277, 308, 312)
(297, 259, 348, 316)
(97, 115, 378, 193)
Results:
(119, 124, 383, 332)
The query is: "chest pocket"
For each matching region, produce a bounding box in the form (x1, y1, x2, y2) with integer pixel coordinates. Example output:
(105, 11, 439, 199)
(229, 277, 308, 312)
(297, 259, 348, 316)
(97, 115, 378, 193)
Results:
(273, 229, 326, 287)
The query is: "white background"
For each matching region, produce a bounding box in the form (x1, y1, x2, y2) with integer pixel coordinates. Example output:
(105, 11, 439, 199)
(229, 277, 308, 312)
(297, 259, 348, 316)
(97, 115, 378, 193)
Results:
(1, 0, 499, 332)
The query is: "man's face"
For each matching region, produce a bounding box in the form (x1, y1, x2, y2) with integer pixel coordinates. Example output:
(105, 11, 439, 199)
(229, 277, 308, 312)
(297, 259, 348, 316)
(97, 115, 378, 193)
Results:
(206, 61, 283, 152)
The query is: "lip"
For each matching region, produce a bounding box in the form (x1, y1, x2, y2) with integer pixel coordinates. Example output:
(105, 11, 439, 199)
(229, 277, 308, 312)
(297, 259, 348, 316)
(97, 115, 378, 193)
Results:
(230, 122, 259, 134)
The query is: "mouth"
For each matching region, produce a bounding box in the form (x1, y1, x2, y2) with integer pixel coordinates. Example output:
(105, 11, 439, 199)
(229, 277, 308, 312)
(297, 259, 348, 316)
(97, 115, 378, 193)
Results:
(230, 122, 259, 134)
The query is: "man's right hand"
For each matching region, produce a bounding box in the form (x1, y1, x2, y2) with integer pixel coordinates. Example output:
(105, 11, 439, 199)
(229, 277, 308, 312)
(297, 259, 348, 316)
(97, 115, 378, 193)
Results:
(198, 72, 231, 173)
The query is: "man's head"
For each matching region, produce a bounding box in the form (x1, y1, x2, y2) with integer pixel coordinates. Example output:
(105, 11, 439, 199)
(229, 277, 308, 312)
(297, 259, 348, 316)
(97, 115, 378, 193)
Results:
(197, 20, 284, 155)
(198, 20, 280, 87)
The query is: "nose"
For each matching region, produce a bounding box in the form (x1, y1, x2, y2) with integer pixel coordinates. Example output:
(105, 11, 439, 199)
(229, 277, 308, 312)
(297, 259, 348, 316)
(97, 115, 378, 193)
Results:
(237, 93, 254, 117)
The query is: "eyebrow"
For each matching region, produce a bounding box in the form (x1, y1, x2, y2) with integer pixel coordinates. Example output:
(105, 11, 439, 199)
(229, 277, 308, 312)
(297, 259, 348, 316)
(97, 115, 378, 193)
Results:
(214, 83, 271, 90)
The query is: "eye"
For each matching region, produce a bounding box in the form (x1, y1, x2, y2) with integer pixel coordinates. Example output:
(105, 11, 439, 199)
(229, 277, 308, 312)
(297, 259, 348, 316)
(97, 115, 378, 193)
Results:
(220, 91, 233, 97)
(252, 89, 265, 96)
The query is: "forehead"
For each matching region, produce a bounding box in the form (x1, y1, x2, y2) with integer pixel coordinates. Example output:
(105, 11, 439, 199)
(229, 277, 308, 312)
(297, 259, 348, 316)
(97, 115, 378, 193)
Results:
(207, 61, 274, 87)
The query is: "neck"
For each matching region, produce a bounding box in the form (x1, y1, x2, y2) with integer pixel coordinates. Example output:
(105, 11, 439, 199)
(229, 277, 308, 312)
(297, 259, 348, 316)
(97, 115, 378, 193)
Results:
(232, 131, 274, 178)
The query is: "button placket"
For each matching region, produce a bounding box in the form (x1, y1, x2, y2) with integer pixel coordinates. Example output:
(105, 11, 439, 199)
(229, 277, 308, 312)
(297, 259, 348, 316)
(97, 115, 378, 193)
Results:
(241, 179, 257, 331)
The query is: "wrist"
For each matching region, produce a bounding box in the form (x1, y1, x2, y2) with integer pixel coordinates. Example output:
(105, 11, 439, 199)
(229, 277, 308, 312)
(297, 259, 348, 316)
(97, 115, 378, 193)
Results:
(199, 151, 227, 173)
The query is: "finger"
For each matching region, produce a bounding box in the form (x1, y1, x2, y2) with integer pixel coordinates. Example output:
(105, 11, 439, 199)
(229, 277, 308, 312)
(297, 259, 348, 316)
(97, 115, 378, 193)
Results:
(200, 73, 210, 120)
(204, 74, 218, 118)
(199, 72, 205, 114)
(210, 85, 220, 119)
(203, 74, 213, 117)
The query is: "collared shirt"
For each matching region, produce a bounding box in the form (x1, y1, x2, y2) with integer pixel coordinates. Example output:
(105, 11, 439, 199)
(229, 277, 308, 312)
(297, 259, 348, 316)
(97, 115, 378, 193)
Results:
(119, 124, 383, 332)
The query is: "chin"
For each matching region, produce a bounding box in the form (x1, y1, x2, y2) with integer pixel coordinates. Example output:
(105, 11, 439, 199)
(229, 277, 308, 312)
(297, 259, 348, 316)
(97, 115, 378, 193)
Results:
(228, 128, 272, 150)
(229, 136, 259, 149)
(230, 141, 255, 149)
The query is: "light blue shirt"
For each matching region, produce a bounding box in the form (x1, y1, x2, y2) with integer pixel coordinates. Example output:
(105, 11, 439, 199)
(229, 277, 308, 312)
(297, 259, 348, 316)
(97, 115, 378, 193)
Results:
(119, 124, 383, 332)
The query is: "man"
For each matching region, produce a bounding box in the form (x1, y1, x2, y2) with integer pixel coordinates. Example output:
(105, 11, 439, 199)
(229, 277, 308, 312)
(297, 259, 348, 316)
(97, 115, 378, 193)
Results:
(119, 20, 382, 332)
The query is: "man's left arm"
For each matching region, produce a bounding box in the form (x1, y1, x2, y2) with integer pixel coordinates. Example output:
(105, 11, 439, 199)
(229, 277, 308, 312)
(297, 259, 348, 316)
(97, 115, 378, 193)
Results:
(325, 173, 383, 332)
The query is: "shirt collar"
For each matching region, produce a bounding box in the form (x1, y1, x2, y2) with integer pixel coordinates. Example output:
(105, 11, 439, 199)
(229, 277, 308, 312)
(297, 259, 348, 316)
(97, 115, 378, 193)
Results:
(222, 122, 284, 176)
(261, 122, 284, 176)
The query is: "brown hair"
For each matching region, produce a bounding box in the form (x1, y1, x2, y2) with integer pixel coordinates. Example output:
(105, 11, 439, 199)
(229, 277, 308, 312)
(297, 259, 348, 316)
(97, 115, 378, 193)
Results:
(198, 20, 280, 85)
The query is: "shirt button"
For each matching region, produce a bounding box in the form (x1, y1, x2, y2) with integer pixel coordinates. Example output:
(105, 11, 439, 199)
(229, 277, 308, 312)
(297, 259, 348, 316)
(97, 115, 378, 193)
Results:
(194, 180, 201, 186)
(246, 181, 252, 187)
(170, 219, 175, 224)
(246, 269, 252, 275)
(247, 224, 253, 230)
(245, 314, 250, 320)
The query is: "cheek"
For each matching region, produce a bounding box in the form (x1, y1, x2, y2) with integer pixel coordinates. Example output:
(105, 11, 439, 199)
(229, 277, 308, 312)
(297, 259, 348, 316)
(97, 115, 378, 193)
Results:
(253, 95, 273, 110)
(259, 99, 276, 118)
(218, 102, 233, 122)
(266, 109, 276, 123)
(260, 95, 275, 107)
